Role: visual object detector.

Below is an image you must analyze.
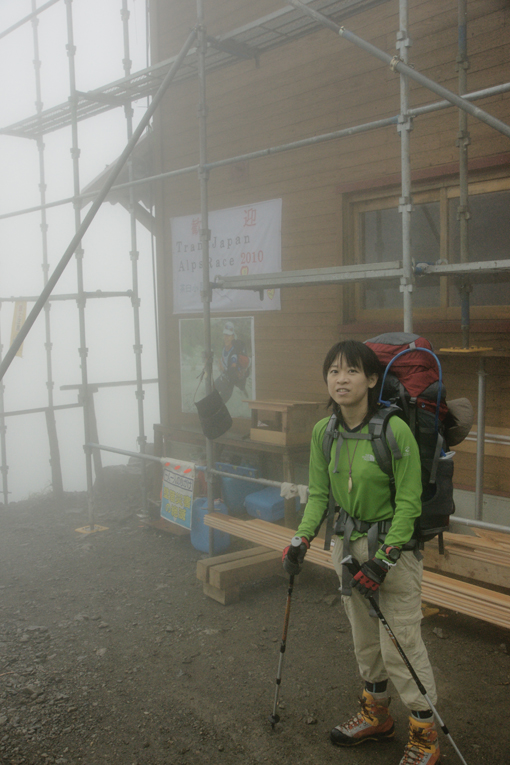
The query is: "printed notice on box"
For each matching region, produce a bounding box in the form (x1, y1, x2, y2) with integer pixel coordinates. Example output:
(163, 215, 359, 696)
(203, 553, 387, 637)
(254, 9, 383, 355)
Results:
(171, 198, 282, 313)
(160, 459, 195, 530)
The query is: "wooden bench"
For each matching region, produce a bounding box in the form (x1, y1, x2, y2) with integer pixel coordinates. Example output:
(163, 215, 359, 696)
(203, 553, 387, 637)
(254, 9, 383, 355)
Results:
(203, 512, 510, 629)
(197, 545, 282, 605)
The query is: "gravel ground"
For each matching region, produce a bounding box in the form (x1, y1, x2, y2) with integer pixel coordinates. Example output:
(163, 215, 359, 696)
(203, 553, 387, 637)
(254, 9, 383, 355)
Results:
(0, 493, 509, 765)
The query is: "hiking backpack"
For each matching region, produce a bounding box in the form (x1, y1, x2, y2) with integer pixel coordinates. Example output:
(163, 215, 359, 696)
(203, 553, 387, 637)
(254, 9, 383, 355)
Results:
(323, 333, 459, 551)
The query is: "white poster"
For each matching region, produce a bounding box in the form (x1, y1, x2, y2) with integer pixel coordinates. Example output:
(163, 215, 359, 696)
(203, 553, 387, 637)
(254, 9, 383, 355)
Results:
(172, 198, 282, 313)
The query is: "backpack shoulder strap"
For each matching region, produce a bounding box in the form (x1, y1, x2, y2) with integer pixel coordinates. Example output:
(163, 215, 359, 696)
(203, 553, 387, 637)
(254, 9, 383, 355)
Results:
(322, 414, 338, 463)
(368, 405, 402, 475)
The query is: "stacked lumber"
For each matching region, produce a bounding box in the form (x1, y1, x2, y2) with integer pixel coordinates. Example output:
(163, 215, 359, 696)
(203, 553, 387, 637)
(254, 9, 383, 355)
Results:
(421, 571, 510, 630)
(204, 513, 334, 568)
(204, 513, 510, 629)
(423, 528, 510, 589)
(196, 545, 282, 605)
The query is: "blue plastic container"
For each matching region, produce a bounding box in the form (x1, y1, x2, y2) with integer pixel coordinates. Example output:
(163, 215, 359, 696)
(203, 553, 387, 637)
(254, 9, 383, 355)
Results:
(216, 462, 259, 515)
(190, 498, 230, 553)
(244, 487, 299, 522)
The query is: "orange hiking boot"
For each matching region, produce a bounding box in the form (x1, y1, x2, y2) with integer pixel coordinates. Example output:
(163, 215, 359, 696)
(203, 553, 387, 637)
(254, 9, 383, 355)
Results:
(399, 716, 440, 764)
(330, 689, 395, 747)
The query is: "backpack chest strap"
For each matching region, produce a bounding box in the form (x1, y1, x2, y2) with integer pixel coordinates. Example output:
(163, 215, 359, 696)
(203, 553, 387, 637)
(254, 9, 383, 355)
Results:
(332, 430, 372, 474)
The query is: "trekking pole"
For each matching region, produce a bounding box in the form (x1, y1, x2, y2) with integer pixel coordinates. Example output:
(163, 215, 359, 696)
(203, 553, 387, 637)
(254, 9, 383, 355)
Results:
(268, 574, 294, 728)
(342, 556, 469, 765)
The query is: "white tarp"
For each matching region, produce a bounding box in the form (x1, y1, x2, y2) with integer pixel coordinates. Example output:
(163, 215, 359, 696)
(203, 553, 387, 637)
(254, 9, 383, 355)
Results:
(172, 198, 282, 313)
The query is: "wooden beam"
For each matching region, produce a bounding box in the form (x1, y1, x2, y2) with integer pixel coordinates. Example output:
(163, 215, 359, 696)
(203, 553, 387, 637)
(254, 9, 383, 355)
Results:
(203, 513, 510, 629)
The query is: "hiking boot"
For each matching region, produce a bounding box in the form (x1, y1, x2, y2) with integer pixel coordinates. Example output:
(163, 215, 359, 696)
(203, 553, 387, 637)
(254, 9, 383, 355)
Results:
(330, 689, 395, 747)
(399, 716, 440, 764)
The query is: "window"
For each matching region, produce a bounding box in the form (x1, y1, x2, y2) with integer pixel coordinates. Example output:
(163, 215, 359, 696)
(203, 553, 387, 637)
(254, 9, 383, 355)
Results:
(349, 175, 510, 322)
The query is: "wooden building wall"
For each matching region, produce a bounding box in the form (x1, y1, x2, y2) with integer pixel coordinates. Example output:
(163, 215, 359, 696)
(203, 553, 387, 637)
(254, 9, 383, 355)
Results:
(151, 0, 510, 496)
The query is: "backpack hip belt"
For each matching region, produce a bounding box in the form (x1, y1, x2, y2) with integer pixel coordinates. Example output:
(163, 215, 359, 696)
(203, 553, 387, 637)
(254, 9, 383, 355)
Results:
(335, 509, 392, 596)
(336, 509, 420, 597)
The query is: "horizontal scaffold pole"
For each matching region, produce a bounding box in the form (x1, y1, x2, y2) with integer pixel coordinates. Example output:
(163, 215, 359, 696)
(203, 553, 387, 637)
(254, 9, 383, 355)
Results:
(213, 261, 403, 291)
(1, 79, 509, 222)
(290, 0, 510, 140)
(212, 258, 510, 292)
(0, 26, 198, 383)
(0, 291, 132, 303)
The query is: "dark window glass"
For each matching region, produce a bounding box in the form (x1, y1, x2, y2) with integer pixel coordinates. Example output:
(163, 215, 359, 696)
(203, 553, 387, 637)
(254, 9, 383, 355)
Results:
(362, 202, 440, 309)
(448, 190, 510, 306)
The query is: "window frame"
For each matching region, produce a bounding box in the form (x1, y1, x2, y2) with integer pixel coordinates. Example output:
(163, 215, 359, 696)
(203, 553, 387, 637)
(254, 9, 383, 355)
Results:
(347, 173, 510, 324)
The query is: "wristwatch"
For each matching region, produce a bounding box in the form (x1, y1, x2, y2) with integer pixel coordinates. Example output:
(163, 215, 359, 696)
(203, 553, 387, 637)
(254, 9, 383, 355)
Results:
(381, 544, 401, 563)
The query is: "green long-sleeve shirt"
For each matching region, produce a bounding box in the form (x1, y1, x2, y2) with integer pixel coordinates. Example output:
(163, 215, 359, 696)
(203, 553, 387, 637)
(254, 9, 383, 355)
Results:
(296, 414, 422, 563)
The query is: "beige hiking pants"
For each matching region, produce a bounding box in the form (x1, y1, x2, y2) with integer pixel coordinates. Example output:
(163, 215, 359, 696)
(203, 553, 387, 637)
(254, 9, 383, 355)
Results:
(331, 535, 437, 711)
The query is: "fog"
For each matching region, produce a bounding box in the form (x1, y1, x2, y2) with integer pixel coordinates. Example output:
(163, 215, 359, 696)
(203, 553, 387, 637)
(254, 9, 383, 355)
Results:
(0, 0, 160, 501)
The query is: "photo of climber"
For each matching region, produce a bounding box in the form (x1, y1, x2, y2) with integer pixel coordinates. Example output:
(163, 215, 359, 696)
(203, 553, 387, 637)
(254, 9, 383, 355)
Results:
(179, 316, 255, 418)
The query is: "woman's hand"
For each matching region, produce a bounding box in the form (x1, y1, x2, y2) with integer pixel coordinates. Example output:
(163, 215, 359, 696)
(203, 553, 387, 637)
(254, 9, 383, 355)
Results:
(282, 536, 310, 575)
(350, 557, 391, 597)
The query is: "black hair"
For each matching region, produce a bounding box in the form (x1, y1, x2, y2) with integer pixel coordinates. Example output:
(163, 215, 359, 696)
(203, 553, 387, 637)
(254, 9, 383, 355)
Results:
(322, 339, 382, 425)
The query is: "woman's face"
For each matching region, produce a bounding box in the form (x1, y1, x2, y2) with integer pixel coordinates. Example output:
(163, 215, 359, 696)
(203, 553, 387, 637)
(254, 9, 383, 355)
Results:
(326, 354, 378, 411)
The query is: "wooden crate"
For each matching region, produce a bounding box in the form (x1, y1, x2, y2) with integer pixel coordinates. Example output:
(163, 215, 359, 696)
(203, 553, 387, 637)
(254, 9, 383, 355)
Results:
(245, 400, 322, 446)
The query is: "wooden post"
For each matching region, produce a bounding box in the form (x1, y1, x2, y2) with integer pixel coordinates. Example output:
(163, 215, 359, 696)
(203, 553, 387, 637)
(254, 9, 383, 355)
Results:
(45, 407, 64, 501)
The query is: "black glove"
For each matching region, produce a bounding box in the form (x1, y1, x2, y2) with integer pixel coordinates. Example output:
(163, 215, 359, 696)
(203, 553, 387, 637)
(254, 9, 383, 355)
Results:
(350, 557, 390, 598)
(282, 536, 309, 575)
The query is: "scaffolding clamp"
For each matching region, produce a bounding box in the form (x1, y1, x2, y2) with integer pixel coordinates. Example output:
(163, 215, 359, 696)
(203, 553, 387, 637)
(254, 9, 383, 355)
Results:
(390, 55, 402, 72)
(455, 54, 470, 72)
(456, 129, 471, 148)
(456, 204, 471, 221)
(399, 275, 414, 293)
(398, 196, 413, 214)
(198, 166, 210, 182)
(396, 32, 412, 51)
(397, 113, 414, 135)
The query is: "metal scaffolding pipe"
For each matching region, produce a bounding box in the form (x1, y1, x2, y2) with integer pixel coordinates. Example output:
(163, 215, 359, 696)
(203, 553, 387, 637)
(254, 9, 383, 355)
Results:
(87, 443, 287, 489)
(290, 0, 510, 139)
(61, 377, 158, 391)
(196, 0, 216, 555)
(0, 292, 132, 303)
(2, 79, 510, 224)
(122, 0, 148, 514)
(0, 0, 61, 41)
(0, 312, 8, 505)
(475, 358, 487, 521)
(457, 0, 471, 351)
(450, 516, 510, 534)
(3, 403, 81, 418)
(0, 25, 198, 380)
(397, 0, 414, 333)
(32, 0, 63, 500)
(65, 0, 96, 522)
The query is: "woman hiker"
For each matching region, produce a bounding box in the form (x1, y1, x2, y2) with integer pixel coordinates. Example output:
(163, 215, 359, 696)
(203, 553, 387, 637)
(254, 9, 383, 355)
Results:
(282, 339, 439, 765)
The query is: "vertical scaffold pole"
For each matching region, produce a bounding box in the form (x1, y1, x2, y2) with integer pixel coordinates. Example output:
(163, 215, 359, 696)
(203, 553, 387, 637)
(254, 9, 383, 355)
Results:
(31, 0, 64, 502)
(0, 309, 8, 506)
(65, 0, 96, 528)
(397, 0, 414, 333)
(122, 0, 148, 515)
(457, 0, 472, 350)
(196, 0, 215, 555)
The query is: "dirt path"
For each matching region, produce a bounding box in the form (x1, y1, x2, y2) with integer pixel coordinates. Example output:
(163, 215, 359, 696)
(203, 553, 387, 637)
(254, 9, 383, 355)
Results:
(0, 495, 508, 765)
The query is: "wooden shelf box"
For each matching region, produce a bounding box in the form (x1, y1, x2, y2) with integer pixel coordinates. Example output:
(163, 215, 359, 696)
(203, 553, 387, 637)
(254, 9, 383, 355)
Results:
(245, 400, 323, 446)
